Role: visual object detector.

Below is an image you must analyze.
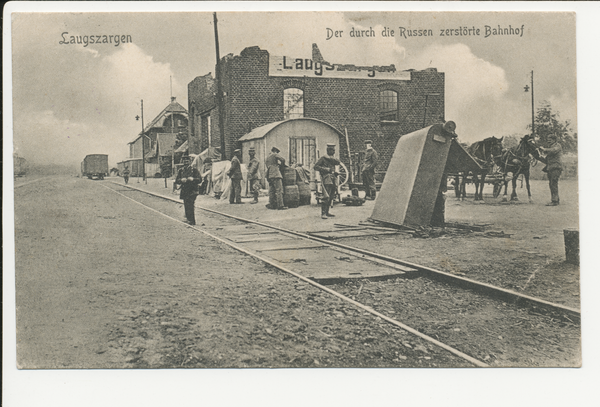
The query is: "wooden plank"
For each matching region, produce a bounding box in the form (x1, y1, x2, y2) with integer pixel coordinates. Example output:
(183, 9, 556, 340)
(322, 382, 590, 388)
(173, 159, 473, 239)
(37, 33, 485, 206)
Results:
(308, 230, 401, 240)
(308, 227, 367, 234)
(264, 248, 409, 276)
(365, 218, 417, 231)
(358, 222, 403, 232)
(227, 230, 279, 236)
(256, 243, 329, 252)
(333, 223, 361, 228)
(229, 235, 294, 243)
(211, 224, 263, 232)
(444, 222, 487, 232)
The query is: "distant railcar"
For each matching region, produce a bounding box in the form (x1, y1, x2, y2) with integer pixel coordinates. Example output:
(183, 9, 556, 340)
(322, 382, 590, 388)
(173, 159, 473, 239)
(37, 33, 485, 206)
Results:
(81, 154, 109, 180)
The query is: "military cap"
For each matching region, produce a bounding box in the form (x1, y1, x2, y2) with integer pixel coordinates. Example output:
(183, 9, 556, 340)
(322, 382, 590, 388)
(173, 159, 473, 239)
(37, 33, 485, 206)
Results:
(234, 149, 241, 154)
(248, 147, 256, 152)
(271, 146, 280, 153)
(326, 143, 336, 148)
(364, 140, 373, 144)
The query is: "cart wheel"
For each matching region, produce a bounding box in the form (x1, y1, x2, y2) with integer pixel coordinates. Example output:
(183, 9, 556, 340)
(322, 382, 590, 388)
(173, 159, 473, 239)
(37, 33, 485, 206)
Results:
(337, 162, 349, 187)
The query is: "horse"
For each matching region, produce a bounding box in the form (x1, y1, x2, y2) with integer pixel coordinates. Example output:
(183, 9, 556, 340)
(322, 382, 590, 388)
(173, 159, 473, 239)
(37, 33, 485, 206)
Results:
(466, 136, 504, 201)
(495, 134, 541, 203)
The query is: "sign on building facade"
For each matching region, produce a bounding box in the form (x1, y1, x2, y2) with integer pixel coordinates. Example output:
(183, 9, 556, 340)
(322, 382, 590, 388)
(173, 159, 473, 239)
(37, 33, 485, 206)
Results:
(269, 55, 411, 81)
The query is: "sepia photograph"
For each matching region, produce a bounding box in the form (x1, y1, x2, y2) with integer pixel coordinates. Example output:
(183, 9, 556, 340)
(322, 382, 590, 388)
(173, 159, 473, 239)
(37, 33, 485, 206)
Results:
(3, 1, 598, 406)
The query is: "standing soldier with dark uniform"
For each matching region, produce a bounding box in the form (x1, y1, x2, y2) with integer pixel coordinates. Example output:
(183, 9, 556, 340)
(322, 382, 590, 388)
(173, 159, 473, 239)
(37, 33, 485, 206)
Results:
(361, 140, 378, 200)
(123, 165, 130, 185)
(314, 143, 340, 219)
(539, 134, 563, 206)
(247, 148, 260, 204)
(265, 146, 286, 210)
(175, 155, 202, 225)
(227, 149, 243, 204)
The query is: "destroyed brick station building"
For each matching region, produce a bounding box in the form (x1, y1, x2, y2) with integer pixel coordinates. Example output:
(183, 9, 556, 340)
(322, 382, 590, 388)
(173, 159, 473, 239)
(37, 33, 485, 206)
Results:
(187, 44, 445, 183)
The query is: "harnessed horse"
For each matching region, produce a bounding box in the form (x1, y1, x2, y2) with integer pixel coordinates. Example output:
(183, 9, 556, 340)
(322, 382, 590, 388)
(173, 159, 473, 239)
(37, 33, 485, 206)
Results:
(495, 134, 541, 202)
(466, 136, 504, 201)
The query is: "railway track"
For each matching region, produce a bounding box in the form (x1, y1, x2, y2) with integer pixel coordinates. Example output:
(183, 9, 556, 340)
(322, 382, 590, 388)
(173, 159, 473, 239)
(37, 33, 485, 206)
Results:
(103, 181, 581, 367)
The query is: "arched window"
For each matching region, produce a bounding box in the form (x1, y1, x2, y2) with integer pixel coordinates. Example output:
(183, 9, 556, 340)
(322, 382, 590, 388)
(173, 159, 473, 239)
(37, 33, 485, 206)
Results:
(284, 88, 304, 120)
(379, 90, 398, 121)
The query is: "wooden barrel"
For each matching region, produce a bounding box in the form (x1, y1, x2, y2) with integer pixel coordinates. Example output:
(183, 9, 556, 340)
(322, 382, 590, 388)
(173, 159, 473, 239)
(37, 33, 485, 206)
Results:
(283, 167, 297, 186)
(297, 183, 311, 206)
(283, 185, 299, 208)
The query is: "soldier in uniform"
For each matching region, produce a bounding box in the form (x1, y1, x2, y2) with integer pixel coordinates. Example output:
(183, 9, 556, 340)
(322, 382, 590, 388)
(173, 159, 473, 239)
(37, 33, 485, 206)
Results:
(265, 146, 286, 210)
(247, 148, 261, 204)
(123, 165, 130, 185)
(539, 134, 563, 206)
(314, 143, 340, 219)
(175, 155, 202, 225)
(227, 149, 243, 204)
(361, 140, 378, 200)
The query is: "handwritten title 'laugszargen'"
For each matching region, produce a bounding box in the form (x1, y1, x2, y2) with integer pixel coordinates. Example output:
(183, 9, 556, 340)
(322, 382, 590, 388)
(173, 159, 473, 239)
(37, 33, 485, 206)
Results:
(326, 25, 525, 40)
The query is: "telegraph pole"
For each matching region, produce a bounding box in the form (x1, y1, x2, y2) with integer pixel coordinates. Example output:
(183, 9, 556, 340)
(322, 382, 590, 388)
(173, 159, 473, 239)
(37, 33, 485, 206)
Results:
(214, 12, 227, 160)
(524, 71, 535, 136)
(136, 100, 147, 183)
(530, 70, 535, 136)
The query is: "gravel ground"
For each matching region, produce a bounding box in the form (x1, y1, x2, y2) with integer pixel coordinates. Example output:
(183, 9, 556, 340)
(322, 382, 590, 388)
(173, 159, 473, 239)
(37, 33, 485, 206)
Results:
(133, 176, 580, 309)
(13, 176, 581, 369)
(14, 177, 470, 368)
(119, 182, 581, 368)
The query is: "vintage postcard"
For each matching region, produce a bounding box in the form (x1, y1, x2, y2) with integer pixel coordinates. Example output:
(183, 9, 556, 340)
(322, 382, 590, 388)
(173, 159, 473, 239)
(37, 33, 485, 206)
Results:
(4, 2, 597, 406)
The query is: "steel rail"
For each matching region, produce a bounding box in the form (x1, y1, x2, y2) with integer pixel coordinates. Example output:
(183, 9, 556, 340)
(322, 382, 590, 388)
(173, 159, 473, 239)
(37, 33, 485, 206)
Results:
(112, 182, 581, 322)
(104, 182, 488, 367)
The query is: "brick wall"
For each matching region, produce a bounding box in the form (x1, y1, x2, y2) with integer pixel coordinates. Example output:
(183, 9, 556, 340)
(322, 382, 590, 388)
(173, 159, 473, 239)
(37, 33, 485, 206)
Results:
(189, 46, 444, 169)
(188, 74, 217, 153)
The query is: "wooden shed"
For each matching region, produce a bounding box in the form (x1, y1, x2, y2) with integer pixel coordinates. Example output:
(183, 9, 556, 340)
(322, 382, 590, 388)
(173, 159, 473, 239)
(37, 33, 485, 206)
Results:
(238, 118, 342, 187)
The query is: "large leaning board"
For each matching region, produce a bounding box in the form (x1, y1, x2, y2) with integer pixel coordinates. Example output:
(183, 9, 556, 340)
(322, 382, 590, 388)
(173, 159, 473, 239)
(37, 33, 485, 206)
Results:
(371, 124, 454, 227)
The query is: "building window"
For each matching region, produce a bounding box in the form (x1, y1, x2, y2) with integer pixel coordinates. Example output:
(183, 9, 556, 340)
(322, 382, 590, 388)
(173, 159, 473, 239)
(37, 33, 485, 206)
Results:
(207, 116, 211, 146)
(201, 114, 211, 147)
(289, 137, 316, 168)
(379, 90, 398, 121)
(284, 88, 304, 120)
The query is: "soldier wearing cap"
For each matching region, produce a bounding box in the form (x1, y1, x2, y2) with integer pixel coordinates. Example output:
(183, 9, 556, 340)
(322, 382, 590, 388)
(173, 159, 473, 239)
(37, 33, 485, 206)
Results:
(538, 134, 564, 206)
(361, 139, 378, 200)
(175, 155, 202, 225)
(265, 146, 286, 210)
(122, 165, 130, 185)
(227, 149, 243, 204)
(314, 143, 341, 219)
(247, 147, 260, 204)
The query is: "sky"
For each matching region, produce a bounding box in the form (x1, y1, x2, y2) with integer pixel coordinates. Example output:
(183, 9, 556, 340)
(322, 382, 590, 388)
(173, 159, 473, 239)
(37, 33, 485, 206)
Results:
(9, 8, 577, 168)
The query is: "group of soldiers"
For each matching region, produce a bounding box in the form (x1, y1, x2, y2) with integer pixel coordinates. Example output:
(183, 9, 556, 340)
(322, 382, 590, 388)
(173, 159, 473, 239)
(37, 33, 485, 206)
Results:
(173, 140, 379, 225)
(262, 141, 379, 219)
(172, 132, 563, 226)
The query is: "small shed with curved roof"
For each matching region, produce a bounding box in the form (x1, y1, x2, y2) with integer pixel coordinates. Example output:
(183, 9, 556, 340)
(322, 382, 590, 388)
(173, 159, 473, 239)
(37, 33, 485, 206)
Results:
(238, 118, 342, 186)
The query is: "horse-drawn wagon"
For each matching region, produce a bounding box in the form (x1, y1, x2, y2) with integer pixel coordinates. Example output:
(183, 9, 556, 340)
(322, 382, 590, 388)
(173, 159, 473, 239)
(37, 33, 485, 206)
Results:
(448, 134, 542, 202)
